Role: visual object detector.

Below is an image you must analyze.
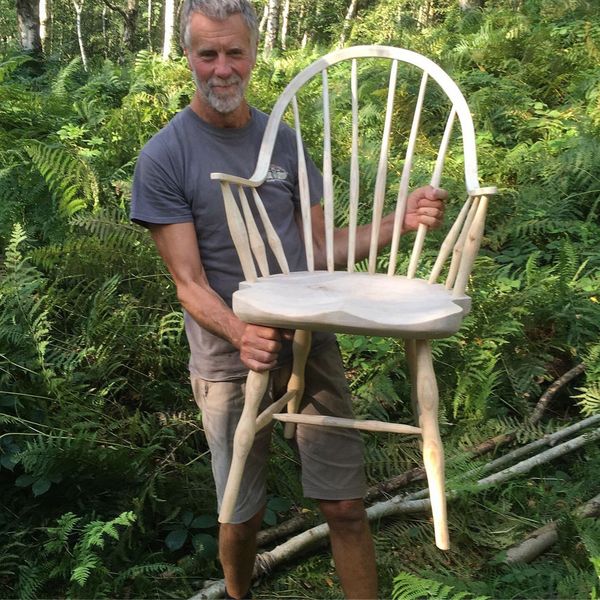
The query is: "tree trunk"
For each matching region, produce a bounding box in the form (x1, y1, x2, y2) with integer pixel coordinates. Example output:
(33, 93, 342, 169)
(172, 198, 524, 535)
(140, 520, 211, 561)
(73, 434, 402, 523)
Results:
(102, 0, 139, 54)
(161, 0, 174, 59)
(279, 0, 290, 50)
(339, 0, 358, 47)
(123, 0, 139, 52)
(72, 0, 88, 70)
(15, 0, 42, 54)
(147, 0, 152, 50)
(258, 2, 268, 34)
(263, 0, 279, 57)
(39, 0, 48, 51)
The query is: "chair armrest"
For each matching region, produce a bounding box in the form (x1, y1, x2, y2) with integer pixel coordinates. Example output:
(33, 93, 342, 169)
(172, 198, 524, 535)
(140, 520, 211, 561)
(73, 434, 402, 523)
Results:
(211, 172, 262, 188)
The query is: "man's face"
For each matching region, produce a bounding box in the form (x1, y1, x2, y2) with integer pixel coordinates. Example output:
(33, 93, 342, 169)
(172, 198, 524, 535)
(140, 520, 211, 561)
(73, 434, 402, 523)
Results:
(186, 12, 256, 118)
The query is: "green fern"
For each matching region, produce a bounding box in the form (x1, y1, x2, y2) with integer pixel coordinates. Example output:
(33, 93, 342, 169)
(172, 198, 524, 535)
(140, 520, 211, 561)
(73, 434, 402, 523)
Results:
(392, 572, 489, 600)
(26, 141, 100, 216)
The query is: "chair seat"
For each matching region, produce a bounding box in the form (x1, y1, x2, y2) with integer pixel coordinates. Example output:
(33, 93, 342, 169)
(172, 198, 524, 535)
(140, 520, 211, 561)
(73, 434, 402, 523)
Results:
(234, 271, 471, 337)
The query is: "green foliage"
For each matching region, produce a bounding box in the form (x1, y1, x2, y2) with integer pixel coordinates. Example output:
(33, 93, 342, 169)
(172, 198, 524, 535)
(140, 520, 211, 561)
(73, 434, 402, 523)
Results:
(2, 0, 600, 598)
(392, 571, 489, 600)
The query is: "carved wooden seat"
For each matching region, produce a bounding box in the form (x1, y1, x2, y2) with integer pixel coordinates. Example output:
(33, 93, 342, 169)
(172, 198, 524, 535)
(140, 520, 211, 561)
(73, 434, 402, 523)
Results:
(211, 45, 497, 550)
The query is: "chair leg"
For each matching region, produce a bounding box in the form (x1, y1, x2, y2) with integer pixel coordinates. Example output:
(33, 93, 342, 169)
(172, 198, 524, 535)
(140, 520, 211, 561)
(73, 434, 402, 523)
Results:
(284, 329, 312, 439)
(405, 339, 420, 425)
(413, 339, 449, 550)
(219, 369, 270, 523)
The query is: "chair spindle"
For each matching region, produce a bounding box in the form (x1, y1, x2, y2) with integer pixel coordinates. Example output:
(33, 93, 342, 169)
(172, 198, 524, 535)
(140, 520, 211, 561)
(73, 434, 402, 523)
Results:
(238, 185, 269, 277)
(368, 59, 398, 274)
(407, 108, 456, 279)
(445, 197, 479, 290)
(251, 188, 290, 275)
(221, 182, 257, 283)
(322, 69, 335, 272)
(348, 58, 360, 273)
(428, 195, 472, 284)
(292, 96, 315, 271)
(388, 72, 429, 276)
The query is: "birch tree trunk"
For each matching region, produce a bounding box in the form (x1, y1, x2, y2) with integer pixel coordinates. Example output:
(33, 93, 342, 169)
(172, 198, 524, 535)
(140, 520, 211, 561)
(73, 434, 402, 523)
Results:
(147, 0, 152, 50)
(339, 0, 358, 47)
(263, 0, 279, 58)
(39, 0, 48, 51)
(72, 0, 88, 70)
(279, 0, 290, 50)
(258, 2, 268, 34)
(16, 0, 42, 53)
(162, 0, 175, 60)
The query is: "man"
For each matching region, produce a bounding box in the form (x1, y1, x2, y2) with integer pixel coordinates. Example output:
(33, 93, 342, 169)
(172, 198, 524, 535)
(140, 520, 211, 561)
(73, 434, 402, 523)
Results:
(131, 1, 446, 598)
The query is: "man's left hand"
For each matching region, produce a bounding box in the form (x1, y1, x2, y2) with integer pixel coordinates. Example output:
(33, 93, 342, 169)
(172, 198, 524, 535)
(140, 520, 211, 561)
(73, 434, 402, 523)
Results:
(403, 185, 447, 232)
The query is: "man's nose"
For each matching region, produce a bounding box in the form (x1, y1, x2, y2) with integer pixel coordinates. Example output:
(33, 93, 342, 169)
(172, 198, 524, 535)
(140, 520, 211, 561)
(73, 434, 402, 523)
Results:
(213, 55, 233, 79)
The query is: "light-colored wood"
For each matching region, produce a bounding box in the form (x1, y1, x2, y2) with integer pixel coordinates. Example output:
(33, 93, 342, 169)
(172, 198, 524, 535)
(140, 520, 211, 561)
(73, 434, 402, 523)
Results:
(214, 48, 494, 551)
(321, 69, 335, 273)
(388, 72, 428, 276)
(407, 108, 456, 279)
(284, 329, 312, 438)
(405, 338, 420, 425)
(292, 96, 314, 271)
(368, 59, 398, 275)
(348, 58, 359, 272)
(238, 185, 270, 277)
(219, 369, 269, 523)
(255, 390, 295, 432)
(445, 196, 479, 290)
(211, 46, 481, 193)
(414, 339, 449, 550)
(452, 193, 490, 297)
(221, 182, 257, 283)
(273, 413, 422, 435)
(429, 196, 472, 284)
(251, 188, 290, 275)
(234, 271, 468, 337)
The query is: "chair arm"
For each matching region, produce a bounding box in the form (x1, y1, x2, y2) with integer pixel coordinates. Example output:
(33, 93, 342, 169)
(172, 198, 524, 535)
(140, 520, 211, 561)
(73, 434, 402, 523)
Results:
(211, 172, 262, 188)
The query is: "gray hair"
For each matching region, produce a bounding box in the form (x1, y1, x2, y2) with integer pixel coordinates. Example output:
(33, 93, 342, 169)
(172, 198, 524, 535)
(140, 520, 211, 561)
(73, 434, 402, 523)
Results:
(180, 0, 259, 53)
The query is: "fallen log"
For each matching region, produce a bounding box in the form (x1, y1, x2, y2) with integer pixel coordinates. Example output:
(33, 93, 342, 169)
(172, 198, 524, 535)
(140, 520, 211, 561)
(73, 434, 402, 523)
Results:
(503, 491, 600, 565)
(191, 423, 600, 600)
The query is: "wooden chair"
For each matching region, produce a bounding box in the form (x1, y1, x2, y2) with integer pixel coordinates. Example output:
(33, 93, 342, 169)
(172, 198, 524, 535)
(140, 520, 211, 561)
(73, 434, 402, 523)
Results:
(211, 45, 496, 550)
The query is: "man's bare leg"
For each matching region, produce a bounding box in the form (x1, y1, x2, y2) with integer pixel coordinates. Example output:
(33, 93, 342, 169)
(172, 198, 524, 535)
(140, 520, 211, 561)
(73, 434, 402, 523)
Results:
(319, 498, 378, 599)
(219, 507, 264, 599)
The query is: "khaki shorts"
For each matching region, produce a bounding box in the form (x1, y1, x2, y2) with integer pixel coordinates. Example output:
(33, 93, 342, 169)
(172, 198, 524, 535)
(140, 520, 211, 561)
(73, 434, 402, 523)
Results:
(191, 341, 366, 524)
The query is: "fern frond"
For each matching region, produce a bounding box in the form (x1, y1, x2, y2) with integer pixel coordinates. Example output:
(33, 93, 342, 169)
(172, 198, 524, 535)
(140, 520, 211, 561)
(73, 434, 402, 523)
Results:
(26, 141, 99, 216)
(392, 571, 489, 600)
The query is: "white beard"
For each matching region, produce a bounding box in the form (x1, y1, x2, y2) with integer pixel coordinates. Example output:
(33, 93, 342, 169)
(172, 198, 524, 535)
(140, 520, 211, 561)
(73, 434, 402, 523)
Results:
(192, 69, 248, 114)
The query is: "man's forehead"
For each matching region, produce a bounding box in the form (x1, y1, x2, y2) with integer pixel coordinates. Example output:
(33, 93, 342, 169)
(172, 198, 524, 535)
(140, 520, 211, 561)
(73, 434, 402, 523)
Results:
(189, 12, 251, 45)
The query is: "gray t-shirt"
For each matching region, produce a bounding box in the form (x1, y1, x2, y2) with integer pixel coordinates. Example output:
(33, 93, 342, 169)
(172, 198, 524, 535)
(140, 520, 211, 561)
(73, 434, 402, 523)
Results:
(131, 106, 331, 380)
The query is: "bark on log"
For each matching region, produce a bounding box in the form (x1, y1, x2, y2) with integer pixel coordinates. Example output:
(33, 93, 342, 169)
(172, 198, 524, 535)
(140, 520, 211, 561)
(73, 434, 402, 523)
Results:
(190, 422, 600, 600)
(504, 492, 600, 564)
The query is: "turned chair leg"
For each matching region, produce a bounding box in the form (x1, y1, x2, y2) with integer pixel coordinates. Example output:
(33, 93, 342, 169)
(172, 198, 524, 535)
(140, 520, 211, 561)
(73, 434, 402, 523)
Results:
(284, 329, 312, 439)
(219, 369, 270, 523)
(411, 339, 449, 550)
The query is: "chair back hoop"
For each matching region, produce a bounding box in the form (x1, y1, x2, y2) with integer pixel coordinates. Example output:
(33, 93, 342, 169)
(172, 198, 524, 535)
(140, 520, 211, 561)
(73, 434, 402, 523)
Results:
(212, 45, 497, 289)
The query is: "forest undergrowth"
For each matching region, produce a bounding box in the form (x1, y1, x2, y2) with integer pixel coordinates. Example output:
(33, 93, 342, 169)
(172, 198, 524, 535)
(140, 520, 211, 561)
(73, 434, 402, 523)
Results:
(1, 1, 600, 599)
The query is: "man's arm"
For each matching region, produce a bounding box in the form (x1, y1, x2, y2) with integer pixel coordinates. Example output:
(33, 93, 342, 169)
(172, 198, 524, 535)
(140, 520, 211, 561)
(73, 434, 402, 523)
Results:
(309, 185, 447, 270)
(149, 222, 289, 372)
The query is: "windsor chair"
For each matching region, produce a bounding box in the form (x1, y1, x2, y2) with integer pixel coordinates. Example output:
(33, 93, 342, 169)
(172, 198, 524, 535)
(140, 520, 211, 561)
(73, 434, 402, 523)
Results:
(211, 45, 496, 550)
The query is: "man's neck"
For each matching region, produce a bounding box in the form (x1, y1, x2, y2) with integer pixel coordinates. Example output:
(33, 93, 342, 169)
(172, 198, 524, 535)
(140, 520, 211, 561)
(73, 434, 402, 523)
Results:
(190, 94, 252, 129)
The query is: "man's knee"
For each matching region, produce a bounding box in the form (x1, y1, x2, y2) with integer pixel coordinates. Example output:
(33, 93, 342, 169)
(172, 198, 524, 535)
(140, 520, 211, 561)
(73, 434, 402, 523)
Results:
(318, 498, 367, 531)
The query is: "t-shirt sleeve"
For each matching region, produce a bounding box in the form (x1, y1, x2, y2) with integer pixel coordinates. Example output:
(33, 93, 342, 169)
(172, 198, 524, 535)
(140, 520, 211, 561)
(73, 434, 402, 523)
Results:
(305, 152, 324, 208)
(130, 148, 193, 228)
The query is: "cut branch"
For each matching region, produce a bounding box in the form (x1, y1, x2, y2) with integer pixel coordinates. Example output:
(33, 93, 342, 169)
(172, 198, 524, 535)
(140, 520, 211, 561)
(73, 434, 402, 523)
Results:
(190, 422, 600, 600)
(504, 491, 600, 564)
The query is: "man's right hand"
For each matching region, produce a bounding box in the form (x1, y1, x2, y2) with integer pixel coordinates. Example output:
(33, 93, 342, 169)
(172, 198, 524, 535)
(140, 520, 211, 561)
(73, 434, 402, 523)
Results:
(239, 324, 293, 372)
